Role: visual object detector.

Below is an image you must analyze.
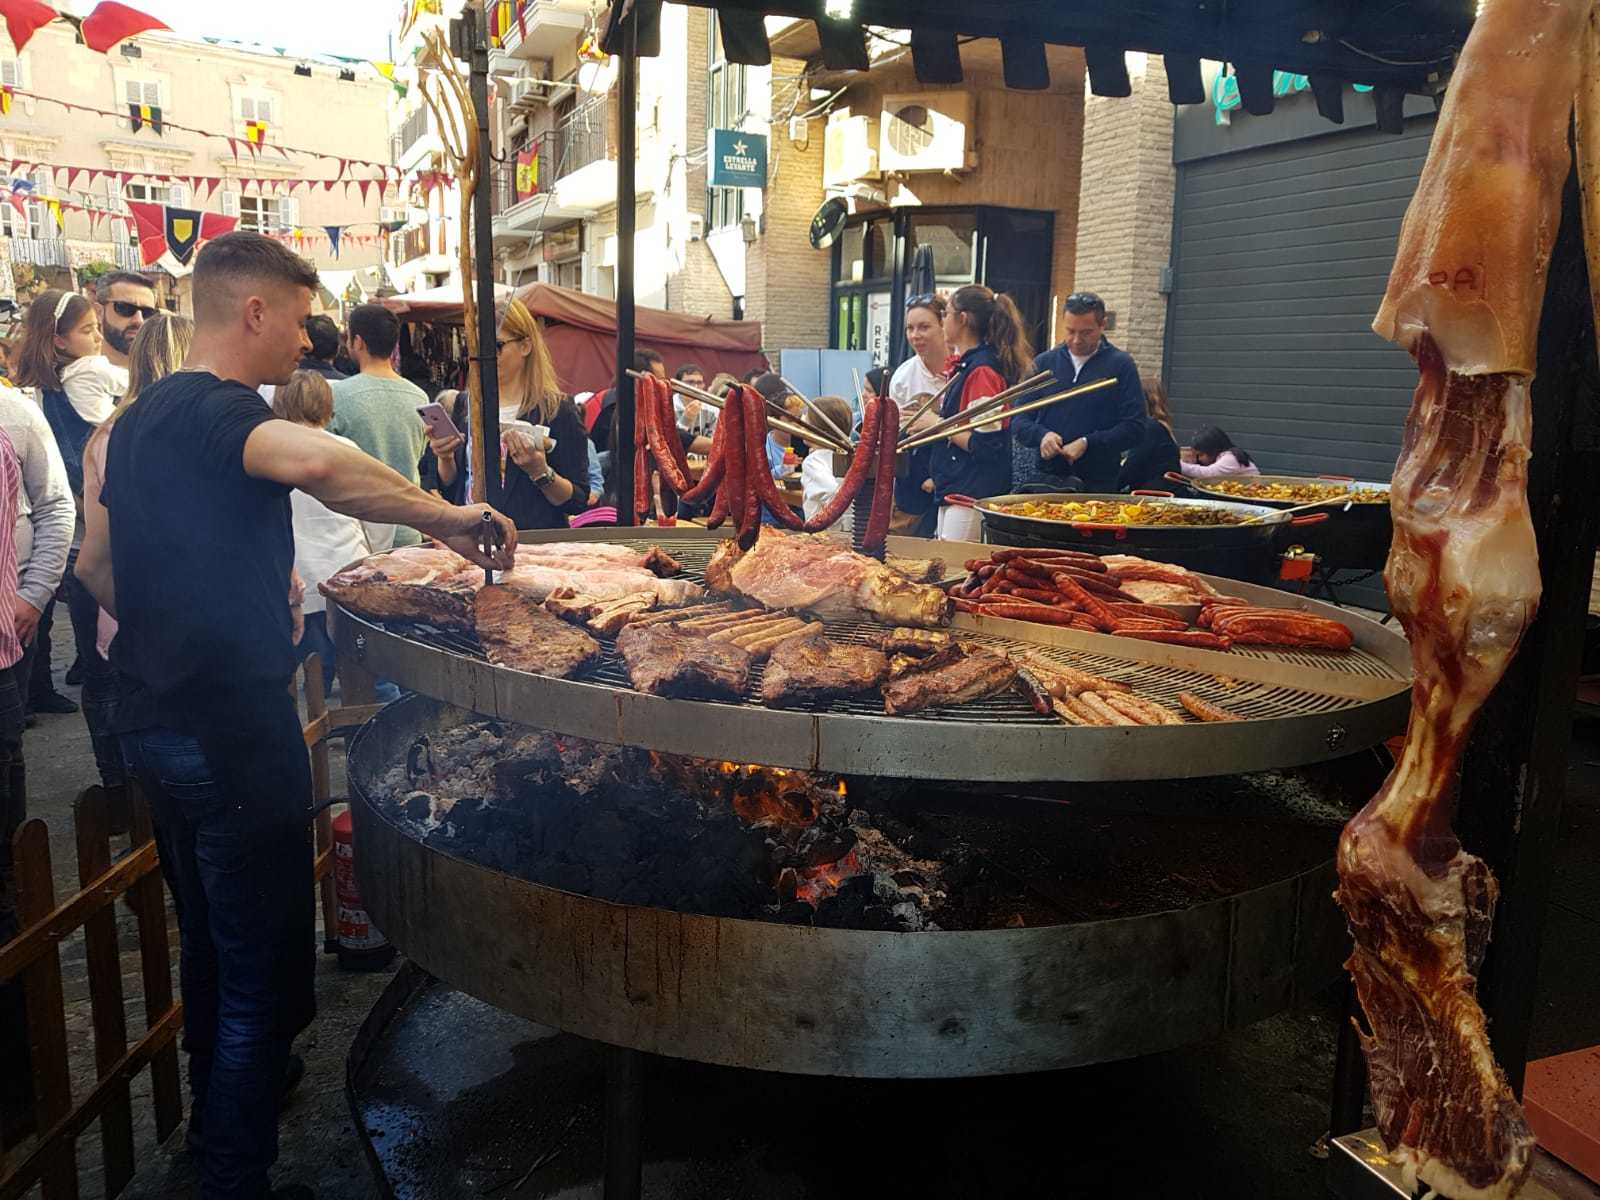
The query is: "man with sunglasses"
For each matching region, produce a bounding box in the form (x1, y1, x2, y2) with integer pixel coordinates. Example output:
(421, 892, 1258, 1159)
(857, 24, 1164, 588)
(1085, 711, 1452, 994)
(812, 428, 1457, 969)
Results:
(93, 272, 160, 371)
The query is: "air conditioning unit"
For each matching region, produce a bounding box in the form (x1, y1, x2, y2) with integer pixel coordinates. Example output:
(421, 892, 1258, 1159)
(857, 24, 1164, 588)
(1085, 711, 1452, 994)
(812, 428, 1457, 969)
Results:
(686, 213, 704, 242)
(878, 92, 975, 174)
(823, 109, 878, 187)
(380, 207, 410, 225)
(508, 77, 543, 107)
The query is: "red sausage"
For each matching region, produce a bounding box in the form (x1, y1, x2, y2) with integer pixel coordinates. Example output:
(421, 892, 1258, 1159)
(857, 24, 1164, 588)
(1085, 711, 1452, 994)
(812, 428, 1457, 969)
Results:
(1052, 573, 1119, 632)
(643, 377, 692, 494)
(742, 387, 805, 530)
(709, 390, 745, 530)
(1009, 586, 1071, 605)
(1111, 629, 1233, 650)
(977, 602, 1093, 627)
(677, 409, 726, 504)
(863, 394, 898, 549)
(952, 597, 980, 614)
(802, 398, 880, 532)
(734, 396, 761, 548)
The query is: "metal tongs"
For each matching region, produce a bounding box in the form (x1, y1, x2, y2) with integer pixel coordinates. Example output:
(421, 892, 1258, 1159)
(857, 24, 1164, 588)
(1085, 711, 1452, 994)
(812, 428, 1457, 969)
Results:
(479, 509, 506, 586)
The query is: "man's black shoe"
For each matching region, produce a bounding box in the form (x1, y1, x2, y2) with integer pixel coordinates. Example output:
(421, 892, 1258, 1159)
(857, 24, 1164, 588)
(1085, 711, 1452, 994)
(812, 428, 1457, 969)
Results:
(31, 691, 77, 715)
(22, 714, 36, 729)
(64, 659, 83, 686)
(185, 1054, 306, 1154)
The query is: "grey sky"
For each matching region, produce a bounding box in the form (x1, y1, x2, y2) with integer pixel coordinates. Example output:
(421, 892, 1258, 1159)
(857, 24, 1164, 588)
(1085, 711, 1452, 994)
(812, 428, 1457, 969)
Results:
(113, 0, 398, 63)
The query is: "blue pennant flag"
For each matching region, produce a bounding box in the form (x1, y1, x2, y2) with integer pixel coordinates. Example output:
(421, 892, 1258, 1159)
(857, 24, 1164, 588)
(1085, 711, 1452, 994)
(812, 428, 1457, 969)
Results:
(325, 225, 342, 259)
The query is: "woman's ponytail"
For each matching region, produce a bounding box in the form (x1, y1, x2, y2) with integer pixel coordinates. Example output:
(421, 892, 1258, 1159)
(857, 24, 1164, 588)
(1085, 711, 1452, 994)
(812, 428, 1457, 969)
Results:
(948, 284, 1033, 386)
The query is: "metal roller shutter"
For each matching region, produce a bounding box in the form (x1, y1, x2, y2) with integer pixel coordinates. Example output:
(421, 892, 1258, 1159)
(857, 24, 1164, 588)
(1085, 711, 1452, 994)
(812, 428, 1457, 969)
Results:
(1164, 115, 1435, 484)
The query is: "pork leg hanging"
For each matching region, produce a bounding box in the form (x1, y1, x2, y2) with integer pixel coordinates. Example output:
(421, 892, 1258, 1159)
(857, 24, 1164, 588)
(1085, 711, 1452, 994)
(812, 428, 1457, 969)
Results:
(1336, 1, 1588, 1197)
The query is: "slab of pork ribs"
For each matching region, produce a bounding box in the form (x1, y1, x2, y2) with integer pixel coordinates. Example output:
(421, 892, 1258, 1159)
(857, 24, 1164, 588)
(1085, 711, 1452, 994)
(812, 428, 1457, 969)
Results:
(616, 624, 751, 701)
(474, 585, 600, 678)
(759, 633, 888, 708)
(882, 647, 1017, 716)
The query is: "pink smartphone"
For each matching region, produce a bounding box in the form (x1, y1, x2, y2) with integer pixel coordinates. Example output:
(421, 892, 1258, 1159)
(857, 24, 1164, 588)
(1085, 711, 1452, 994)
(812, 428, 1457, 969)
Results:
(417, 403, 461, 441)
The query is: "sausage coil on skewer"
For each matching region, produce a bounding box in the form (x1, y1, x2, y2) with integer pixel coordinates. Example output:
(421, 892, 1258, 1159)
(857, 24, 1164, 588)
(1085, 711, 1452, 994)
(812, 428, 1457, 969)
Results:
(740, 386, 805, 531)
(643, 376, 694, 495)
(863, 396, 899, 549)
(802, 397, 882, 532)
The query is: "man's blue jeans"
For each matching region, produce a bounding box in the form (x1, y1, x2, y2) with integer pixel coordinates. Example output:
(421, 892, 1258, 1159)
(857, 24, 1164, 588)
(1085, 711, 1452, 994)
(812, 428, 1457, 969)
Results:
(120, 700, 315, 1200)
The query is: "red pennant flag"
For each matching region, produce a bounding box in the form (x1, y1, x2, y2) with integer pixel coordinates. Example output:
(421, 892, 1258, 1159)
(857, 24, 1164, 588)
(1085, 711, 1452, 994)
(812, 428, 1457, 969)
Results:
(66, 167, 84, 191)
(359, 179, 374, 204)
(125, 198, 167, 265)
(0, 0, 59, 54)
(227, 138, 240, 161)
(81, 2, 169, 52)
(336, 158, 347, 180)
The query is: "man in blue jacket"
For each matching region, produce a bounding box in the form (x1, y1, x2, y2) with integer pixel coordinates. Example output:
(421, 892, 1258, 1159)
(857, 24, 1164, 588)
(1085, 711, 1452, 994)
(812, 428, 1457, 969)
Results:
(1013, 292, 1147, 494)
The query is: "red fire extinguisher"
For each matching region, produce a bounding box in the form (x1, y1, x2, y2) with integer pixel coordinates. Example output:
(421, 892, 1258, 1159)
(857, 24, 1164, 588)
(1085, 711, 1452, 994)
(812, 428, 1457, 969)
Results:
(332, 809, 396, 971)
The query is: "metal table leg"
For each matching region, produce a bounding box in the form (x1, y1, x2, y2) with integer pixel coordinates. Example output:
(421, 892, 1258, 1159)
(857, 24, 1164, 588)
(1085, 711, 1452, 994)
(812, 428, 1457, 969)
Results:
(604, 1045, 645, 1200)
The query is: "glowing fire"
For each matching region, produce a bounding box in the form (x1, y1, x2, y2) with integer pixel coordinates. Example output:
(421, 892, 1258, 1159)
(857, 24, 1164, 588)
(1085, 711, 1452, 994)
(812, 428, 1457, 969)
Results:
(793, 847, 865, 906)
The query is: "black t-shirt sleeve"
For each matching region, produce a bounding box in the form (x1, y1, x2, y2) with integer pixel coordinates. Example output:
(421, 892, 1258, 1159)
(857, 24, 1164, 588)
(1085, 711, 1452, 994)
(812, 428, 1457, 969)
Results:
(550, 401, 591, 517)
(199, 387, 279, 482)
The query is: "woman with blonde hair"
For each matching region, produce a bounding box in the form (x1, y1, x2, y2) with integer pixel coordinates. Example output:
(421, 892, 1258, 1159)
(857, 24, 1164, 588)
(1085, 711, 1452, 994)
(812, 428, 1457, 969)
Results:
(271, 370, 373, 692)
(79, 313, 193, 793)
(428, 297, 588, 529)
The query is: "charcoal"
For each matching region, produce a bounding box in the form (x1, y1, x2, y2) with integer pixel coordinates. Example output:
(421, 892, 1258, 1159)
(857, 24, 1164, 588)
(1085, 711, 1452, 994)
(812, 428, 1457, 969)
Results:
(404, 792, 433, 822)
(778, 901, 816, 925)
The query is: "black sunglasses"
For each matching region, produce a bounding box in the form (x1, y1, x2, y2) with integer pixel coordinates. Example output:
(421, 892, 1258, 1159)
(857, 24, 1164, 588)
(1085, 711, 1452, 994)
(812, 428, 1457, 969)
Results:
(496, 336, 527, 351)
(905, 292, 946, 313)
(108, 300, 159, 320)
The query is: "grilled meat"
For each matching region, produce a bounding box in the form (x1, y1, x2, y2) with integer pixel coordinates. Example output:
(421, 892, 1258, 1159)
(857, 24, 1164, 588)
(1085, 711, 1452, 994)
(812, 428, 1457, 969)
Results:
(881, 627, 955, 657)
(882, 648, 1018, 716)
(888, 643, 962, 679)
(318, 545, 480, 631)
(616, 625, 751, 701)
(886, 555, 943, 584)
(474, 585, 600, 678)
(707, 531, 950, 628)
(760, 634, 889, 708)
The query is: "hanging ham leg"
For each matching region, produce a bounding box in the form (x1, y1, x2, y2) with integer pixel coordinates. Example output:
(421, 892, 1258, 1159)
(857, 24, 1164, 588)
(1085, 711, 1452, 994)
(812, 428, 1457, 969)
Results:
(1337, 1, 1588, 1197)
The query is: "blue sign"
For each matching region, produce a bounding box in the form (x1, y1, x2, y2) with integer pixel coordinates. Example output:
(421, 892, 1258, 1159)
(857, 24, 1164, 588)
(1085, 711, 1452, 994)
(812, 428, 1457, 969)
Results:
(709, 128, 767, 189)
(1212, 69, 1372, 125)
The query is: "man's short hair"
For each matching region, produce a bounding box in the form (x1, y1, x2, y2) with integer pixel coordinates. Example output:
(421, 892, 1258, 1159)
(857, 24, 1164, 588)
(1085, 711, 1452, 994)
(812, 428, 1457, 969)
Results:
(305, 314, 341, 361)
(95, 271, 156, 298)
(192, 232, 319, 322)
(752, 373, 794, 404)
(635, 348, 664, 372)
(1063, 291, 1106, 320)
(673, 362, 704, 381)
(347, 303, 400, 360)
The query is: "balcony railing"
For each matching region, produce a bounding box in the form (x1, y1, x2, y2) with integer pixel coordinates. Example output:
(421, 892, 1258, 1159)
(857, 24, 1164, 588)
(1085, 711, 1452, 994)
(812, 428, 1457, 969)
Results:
(8, 237, 69, 268)
(392, 224, 431, 265)
(491, 144, 544, 215)
(114, 242, 145, 271)
(399, 106, 431, 159)
(549, 101, 608, 180)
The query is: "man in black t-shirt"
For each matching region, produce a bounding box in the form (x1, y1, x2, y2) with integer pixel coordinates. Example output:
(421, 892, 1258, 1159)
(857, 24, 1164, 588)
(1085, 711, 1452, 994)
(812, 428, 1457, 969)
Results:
(75, 233, 516, 1200)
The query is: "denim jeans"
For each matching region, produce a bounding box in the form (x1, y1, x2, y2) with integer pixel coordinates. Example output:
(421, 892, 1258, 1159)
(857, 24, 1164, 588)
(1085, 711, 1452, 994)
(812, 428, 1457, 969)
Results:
(63, 552, 124, 789)
(120, 699, 315, 1200)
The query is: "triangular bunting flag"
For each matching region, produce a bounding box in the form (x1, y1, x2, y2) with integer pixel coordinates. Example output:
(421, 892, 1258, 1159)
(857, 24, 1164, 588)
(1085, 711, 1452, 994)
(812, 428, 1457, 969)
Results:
(164, 205, 203, 264)
(81, 2, 169, 52)
(324, 225, 341, 258)
(358, 179, 372, 203)
(0, 85, 12, 115)
(125, 198, 167, 264)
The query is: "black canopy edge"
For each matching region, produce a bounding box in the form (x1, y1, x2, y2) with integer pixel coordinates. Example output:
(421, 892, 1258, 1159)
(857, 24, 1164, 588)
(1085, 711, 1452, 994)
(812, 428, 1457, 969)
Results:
(601, 0, 1468, 125)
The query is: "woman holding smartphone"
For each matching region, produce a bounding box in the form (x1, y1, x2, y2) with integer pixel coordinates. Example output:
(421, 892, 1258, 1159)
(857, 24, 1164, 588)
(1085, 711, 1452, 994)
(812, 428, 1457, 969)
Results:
(429, 299, 588, 529)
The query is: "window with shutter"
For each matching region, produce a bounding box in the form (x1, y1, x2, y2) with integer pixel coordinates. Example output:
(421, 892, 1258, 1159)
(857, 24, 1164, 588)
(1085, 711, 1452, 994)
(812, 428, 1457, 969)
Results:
(168, 183, 187, 207)
(280, 195, 299, 228)
(30, 166, 51, 197)
(108, 176, 124, 212)
(220, 189, 239, 218)
(124, 79, 161, 108)
(0, 60, 21, 89)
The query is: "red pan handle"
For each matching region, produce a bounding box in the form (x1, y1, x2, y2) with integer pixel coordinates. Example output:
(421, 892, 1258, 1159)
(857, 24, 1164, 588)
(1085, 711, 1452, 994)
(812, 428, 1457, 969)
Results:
(1317, 474, 1355, 481)
(1071, 523, 1129, 540)
(1130, 489, 1175, 498)
(1290, 512, 1330, 526)
(1163, 471, 1188, 485)
(944, 493, 977, 508)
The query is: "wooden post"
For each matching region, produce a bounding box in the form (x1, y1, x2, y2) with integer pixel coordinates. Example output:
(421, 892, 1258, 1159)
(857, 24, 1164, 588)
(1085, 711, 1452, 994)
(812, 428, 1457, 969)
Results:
(72, 789, 133, 1195)
(124, 786, 181, 1141)
(13, 821, 76, 1200)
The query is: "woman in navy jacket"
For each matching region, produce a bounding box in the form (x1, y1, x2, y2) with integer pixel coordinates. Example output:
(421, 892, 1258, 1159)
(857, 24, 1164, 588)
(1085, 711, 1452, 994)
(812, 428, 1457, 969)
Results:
(915, 285, 1033, 541)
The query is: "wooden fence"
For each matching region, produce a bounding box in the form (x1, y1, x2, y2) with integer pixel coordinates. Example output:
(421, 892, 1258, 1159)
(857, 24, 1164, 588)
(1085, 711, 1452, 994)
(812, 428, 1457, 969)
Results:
(0, 654, 374, 1200)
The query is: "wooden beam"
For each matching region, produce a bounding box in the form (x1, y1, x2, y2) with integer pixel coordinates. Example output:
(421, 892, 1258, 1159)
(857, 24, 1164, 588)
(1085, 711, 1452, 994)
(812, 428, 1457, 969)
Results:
(0, 838, 157, 983)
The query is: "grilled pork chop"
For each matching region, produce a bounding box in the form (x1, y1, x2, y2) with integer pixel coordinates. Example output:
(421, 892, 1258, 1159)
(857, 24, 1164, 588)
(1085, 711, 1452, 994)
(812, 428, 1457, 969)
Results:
(616, 625, 751, 701)
(882, 648, 1017, 716)
(706, 532, 950, 628)
(760, 634, 888, 708)
(474, 585, 600, 678)
(319, 546, 479, 632)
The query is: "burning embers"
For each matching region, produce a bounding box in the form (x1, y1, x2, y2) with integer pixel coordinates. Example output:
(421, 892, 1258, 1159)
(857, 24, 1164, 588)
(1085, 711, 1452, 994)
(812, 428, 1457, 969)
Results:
(379, 720, 945, 931)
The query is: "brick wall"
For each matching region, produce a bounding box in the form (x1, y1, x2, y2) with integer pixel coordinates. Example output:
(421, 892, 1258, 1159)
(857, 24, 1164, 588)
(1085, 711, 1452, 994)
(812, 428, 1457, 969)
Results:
(744, 54, 832, 357)
(1071, 53, 1176, 377)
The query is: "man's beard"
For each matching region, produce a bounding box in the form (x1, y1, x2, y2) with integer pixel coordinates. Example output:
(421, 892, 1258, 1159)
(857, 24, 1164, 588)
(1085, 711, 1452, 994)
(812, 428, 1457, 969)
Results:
(102, 323, 134, 355)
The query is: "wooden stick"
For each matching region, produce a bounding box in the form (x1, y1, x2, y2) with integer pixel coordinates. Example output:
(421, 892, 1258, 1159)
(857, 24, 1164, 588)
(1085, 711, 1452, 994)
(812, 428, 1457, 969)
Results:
(899, 373, 960, 440)
(901, 370, 1054, 444)
(631, 372, 852, 453)
(781, 376, 854, 448)
(900, 377, 1118, 451)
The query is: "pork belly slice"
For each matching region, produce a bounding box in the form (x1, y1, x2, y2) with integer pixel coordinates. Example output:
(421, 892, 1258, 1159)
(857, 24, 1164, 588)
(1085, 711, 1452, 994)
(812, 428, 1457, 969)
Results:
(760, 634, 888, 708)
(474, 585, 600, 679)
(707, 531, 950, 629)
(511, 541, 682, 575)
(882, 648, 1017, 716)
(615, 624, 751, 701)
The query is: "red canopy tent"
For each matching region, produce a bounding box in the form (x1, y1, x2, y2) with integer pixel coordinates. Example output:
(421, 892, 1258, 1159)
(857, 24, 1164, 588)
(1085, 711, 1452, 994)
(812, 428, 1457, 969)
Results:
(383, 281, 767, 397)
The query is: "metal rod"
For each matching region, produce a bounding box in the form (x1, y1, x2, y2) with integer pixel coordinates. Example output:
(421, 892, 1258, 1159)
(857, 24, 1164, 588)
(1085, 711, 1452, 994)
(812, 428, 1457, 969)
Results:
(899, 374, 959, 440)
(614, 9, 638, 526)
(781, 375, 853, 448)
(1328, 978, 1368, 1137)
(899, 377, 1117, 451)
(602, 1044, 644, 1200)
(637, 372, 852, 453)
(901, 370, 1055, 445)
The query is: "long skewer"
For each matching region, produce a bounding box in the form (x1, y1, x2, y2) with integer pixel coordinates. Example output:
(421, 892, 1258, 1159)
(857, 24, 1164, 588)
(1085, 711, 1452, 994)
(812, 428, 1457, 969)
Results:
(903, 370, 1055, 444)
(898, 373, 961, 440)
(780, 375, 854, 448)
(899, 376, 1118, 451)
(630, 371, 853, 453)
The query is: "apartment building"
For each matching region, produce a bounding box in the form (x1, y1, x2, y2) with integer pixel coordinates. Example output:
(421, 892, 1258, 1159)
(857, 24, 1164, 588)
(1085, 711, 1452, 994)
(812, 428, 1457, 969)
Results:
(0, 23, 391, 309)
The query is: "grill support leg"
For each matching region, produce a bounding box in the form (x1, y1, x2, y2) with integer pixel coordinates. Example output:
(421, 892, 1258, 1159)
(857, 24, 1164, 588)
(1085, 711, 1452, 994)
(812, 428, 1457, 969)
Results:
(1328, 978, 1367, 1137)
(603, 1045, 645, 1200)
